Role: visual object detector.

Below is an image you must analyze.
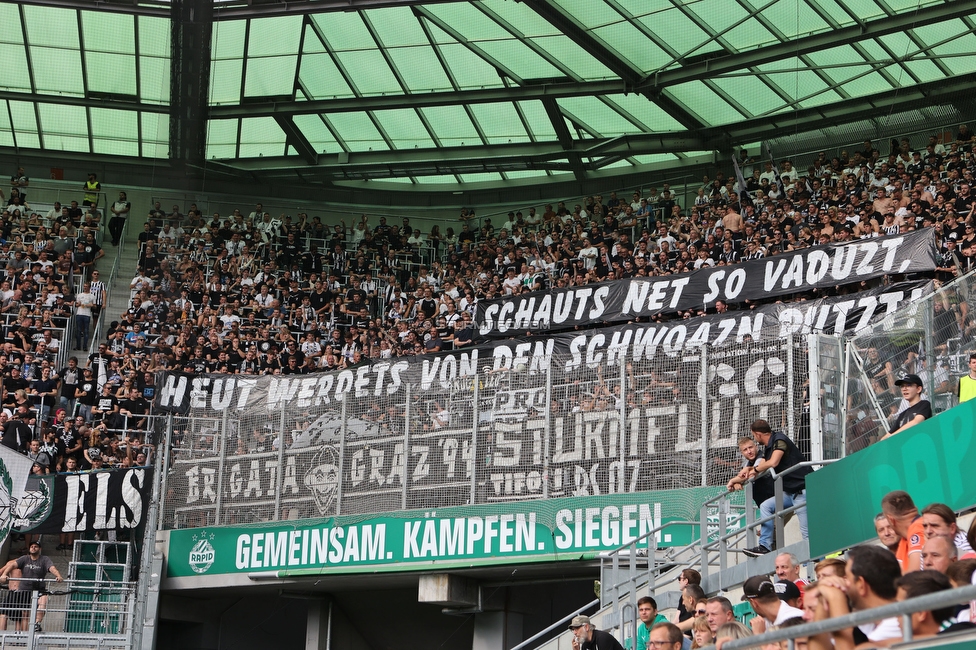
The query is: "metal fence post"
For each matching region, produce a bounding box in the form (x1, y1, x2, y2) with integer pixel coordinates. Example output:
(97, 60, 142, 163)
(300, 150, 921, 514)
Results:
(336, 396, 347, 515)
(786, 336, 796, 438)
(839, 339, 850, 458)
(274, 403, 287, 521)
(470, 373, 479, 505)
(806, 334, 823, 462)
(619, 359, 626, 493)
(700, 345, 709, 487)
(745, 480, 757, 548)
(923, 300, 937, 415)
(774, 473, 785, 550)
(159, 414, 173, 529)
(214, 408, 229, 525)
(699, 502, 709, 582)
(403, 383, 411, 510)
(542, 361, 552, 500)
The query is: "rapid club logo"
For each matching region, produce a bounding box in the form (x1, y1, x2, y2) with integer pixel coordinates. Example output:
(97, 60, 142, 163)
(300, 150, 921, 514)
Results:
(189, 531, 216, 574)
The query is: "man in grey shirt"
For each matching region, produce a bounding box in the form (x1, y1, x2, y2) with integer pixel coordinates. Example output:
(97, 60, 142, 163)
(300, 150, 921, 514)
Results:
(0, 541, 63, 632)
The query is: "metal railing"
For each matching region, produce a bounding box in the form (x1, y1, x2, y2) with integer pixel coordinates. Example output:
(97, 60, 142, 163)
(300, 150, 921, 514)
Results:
(714, 583, 976, 650)
(0, 578, 136, 649)
(510, 599, 601, 650)
(86, 202, 126, 361)
(594, 458, 840, 650)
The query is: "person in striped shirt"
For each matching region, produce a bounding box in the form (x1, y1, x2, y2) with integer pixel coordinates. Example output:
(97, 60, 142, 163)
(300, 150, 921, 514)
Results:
(88, 269, 106, 324)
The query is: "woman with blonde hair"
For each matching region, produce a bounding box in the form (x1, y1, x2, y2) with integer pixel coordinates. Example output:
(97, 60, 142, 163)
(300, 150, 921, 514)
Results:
(691, 615, 715, 649)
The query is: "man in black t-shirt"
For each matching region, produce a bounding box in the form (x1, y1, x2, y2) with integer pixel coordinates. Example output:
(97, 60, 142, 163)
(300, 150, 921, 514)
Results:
(744, 419, 812, 557)
(58, 357, 81, 414)
(76, 368, 99, 422)
(118, 387, 150, 432)
(882, 374, 932, 441)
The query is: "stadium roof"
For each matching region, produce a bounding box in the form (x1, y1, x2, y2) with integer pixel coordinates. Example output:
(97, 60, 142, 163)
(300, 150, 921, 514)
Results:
(1, 0, 975, 193)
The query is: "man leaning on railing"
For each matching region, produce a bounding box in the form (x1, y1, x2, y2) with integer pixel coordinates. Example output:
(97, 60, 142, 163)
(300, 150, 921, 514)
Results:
(0, 540, 63, 633)
(742, 420, 812, 557)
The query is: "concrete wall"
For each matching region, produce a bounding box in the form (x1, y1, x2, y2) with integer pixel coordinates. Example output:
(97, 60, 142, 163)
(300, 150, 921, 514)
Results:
(157, 576, 596, 650)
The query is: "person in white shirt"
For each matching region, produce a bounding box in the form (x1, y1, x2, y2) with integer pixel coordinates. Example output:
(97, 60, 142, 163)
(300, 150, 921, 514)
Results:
(129, 271, 153, 293)
(740, 576, 804, 634)
(73, 283, 96, 351)
(577, 239, 598, 270)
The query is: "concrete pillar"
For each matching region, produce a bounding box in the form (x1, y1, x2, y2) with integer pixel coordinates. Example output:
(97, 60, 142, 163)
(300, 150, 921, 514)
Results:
(473, 611, 523, 650)
(306, 600, 331, 650)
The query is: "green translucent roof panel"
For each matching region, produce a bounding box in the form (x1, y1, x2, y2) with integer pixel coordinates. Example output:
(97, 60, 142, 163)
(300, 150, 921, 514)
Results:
(312, 12, 373, 52)
(298, 53, 354, 99)
(421, 106, 481, 147)
(294, 115, 343, 154)
(81, 11, 135, 55)
(210, 59, 243, 105)
(0, 106, 13, 148)
(667, 82, 744, 125)
(0, 43, 30, 92)
(557, 96, 643, 136)
(324, 113, 390, 152)
(239, 117, 286, 158)
(38, 103, 89, 153)
(0, 4, 22, 44)
(8, 101, 39, 149)
(414, 174, 460, 184)
(366, 6, 432, 46)
(515, 101, 557, 141)
(604, 94, 686, 132)
(711, 76, 786, 116)
(207, 119, 239, 159)
(468, 103, 530, 145)
(432, 41, 506, 89)
(244, 56, 298, 97)
(247, 16, 302, 56)
(333, 50, 402, 95)
(86, 52, 137, 96)
(386, 47, 453, 93)
(140, 113, 169, 158)
(372, 109, 436, 150)
(4, 0, 972, 189)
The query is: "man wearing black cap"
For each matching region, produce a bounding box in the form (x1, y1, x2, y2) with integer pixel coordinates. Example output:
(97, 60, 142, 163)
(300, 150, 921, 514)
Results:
(568, 615, 624, 650)
(740, 575, 803, 630)
(881, 374, 931, 441)
(743, 419, 812, 557)
(0, 540, 62, 632)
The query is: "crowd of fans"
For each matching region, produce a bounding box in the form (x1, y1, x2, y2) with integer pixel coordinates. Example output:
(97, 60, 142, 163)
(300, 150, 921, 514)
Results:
(0, 168, 144, 481)
(95, 126, 976, 386)
(569, 490, 976, 650)
(3, 126, 974, 472)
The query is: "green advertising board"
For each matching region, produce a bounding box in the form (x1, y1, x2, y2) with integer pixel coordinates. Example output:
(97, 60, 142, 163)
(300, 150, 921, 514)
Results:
(807, 398, 976, 557)
(167, 487, 724, 578)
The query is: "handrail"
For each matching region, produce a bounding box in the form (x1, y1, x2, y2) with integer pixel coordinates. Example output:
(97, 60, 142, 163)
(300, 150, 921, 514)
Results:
(712, 583, 976, 650)
(509, 598, 600, 650)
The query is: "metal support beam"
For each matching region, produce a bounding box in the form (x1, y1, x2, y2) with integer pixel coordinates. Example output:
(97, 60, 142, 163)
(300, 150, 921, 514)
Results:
(274, 115, 319, 165)
(212, 133, 709, 175)
(542, 97, 586, 182)
(711, 74, 976, 145)
(209, 79, 632, 119)
(169, 0, 213, 171)
(206, 2, 971, 124)
(640, 1, 975, 91)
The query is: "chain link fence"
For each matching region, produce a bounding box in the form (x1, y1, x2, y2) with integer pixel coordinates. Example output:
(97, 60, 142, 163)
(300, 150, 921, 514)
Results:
(160, 335, 811, 530)
(844, 271, 976, 454)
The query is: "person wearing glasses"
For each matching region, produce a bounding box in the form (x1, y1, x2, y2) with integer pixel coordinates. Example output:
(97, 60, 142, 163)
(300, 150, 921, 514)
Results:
(568, 615, 623, 650)
(648, 623, 684, 650)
